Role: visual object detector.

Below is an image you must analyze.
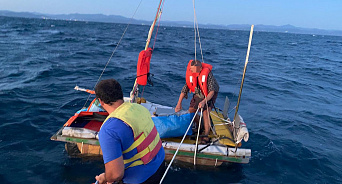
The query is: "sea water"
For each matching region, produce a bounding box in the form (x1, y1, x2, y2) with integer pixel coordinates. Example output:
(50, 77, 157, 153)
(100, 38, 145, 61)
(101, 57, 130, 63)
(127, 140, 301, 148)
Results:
(0, 16, 341, 183)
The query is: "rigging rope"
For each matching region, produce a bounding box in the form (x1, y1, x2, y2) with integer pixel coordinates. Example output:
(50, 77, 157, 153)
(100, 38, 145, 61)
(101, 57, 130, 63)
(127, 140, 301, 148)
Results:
(192, 0, 240, 120)
(159, 108, 200, 184)
(152, 0, 166, 50)
(193, 0, 197, 61)
(192, 0, 212, 139)
(210, 112, 233, 125)
(196, 19, 205, 63)
(194, 108, 203, 165)
(82, 0, 143, 108)
(192, 0, 205, 63)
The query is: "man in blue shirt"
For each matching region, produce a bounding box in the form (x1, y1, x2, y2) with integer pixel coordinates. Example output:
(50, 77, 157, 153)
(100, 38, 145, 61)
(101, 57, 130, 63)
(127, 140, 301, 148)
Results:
(94, 79, 165, 184)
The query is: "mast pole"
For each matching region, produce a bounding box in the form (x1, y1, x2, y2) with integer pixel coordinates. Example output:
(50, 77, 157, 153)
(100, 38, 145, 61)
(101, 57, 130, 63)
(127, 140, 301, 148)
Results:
(145, 0, 163, 50)
(233, 25, 254, 124)
(130, 0, 163, 102)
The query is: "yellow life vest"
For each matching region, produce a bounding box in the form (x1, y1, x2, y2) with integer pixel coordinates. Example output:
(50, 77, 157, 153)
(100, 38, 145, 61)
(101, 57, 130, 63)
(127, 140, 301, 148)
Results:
(101, 102, 162, 168)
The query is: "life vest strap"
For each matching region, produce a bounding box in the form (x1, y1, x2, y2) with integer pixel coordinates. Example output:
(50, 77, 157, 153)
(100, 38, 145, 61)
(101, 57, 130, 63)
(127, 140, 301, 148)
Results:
(123, 134, 162, 165)
(124, 146, 149, 165)
(141, 138, 162, 163)
(125, 160, 144, 169)
(137, 126, 158, 151)
(122, 125, 158, 154)
(122, 132, 144, 154)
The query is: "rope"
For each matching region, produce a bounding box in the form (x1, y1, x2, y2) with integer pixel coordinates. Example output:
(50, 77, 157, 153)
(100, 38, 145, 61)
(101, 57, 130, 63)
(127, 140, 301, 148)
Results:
(82, 0, 143, 108)
(198, 138, 220, 153)
(213, 122, 232, 126)
(152, 0, 166, 50)
(192, 0, 212, 137)
(209, 112, 233, 125)
(205, 98, 215, 135)
(159, 108, 200, 184)
(193, 1, 210, 137)
(141, 85, 145, 97)
(193, 0, 196, 61)
(194, 108, 203, 165)
(196, 20, 205, 63)
(192, 0, 205, 63)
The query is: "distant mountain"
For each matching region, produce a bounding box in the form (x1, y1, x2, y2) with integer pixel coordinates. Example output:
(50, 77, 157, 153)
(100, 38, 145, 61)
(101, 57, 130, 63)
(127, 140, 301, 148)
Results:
(1, 10, 342, 36)
(0, 10, 151, 24)
(0, 10, 42, 19)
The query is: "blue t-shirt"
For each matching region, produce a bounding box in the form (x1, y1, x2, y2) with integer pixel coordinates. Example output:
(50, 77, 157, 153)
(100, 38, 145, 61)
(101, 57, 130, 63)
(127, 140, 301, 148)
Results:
(99, 117, 165, 184)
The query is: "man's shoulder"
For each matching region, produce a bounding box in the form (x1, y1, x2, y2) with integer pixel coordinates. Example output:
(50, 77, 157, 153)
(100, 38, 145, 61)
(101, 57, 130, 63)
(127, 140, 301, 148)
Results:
(100, 117, 133, 141)
(102, 117, 128, 130)
(208, 71, 217, 81)
(105, 117, 125, 124)
(209, 71, 215, 77)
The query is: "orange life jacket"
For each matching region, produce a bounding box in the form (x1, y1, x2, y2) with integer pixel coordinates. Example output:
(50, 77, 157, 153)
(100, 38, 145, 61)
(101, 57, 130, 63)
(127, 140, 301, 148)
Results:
(101, 102, 162, 168)
(137, 48, 153, 86)
(185, 60, 212, 97)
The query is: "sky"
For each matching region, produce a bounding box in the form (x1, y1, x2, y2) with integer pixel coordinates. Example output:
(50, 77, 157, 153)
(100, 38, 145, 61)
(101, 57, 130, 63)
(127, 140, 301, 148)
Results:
(1, 0, 342, 30)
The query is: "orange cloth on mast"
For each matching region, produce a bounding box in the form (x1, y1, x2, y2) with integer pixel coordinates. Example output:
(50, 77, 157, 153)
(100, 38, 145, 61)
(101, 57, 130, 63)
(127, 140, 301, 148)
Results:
(137, 48, 153, 86)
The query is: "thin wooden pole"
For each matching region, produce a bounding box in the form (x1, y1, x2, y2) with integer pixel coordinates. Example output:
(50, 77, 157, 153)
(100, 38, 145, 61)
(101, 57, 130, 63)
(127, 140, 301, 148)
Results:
(233, 25, 254, 139)
(145, 0, 163, 50)
(130, 0, 163, 102)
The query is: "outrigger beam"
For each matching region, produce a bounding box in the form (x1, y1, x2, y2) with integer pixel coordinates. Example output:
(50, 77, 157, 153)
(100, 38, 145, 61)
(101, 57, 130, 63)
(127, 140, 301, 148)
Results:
(233, 25, 254, 139)
(74, 85, 95, 94)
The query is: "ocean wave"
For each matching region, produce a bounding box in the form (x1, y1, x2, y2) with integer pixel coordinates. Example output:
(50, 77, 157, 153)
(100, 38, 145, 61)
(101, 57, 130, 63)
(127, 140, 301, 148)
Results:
(1, 16, 342, 183)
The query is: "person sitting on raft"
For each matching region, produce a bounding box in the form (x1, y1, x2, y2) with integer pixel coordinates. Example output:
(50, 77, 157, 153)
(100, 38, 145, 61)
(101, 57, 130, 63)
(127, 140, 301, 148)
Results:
(175, 59, 219, 144)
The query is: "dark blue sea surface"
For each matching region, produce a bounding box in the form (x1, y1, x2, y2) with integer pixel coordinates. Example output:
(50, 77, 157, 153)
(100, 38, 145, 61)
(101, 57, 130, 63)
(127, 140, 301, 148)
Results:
(0, 16, 341, 183)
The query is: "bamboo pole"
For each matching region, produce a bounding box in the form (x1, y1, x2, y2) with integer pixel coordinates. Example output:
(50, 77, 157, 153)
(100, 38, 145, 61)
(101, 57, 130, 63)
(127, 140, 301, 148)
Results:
(233, 25, 254, 139)
(145, 0, 163, 50)
(130, 0, 163, 102)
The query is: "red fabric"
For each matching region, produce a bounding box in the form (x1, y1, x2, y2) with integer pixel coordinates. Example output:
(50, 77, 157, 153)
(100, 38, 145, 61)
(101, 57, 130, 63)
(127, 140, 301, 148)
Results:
(141, 139, 162, 164)
(64, 111, 108, 127)
(83, 120, 103, 132)
(134, 126, 161, 164)
(134, 132, 144, 141)
(136, 126, 158, 152)
(78, 111, 109, 117)
(185, 60, 212, 96)
(197, 63, 212, 96)
(186, 60, 198, 93)
(137, 48, 153, 86)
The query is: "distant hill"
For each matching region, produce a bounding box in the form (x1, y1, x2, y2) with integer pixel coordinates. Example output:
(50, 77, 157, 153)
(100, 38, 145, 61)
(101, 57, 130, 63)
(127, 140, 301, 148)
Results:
(1, 10, 342, 36)
(0, 10, 151, 24)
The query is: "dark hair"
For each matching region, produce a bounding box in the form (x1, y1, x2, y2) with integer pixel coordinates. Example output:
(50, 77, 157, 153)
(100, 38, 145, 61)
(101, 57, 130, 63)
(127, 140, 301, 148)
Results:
(191, 60, 202, 67)
(95, 79, 123, 104)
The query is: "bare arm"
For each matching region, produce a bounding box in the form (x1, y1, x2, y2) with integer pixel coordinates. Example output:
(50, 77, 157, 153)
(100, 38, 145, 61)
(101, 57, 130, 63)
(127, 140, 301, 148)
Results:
(105, 155, 124, 182)
(175, 92, 186, 112)
(175, 84, 189, 112)
(198, 91, 215, 109)
(95, 156, 125, 183)
(205, 91, 215, 102)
